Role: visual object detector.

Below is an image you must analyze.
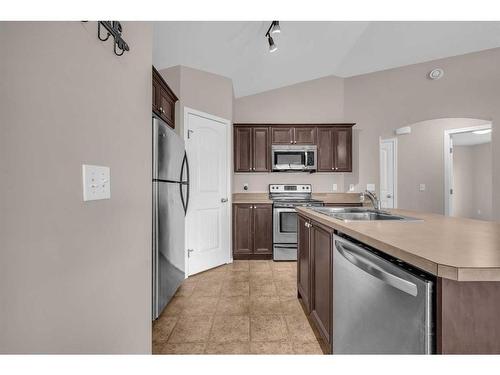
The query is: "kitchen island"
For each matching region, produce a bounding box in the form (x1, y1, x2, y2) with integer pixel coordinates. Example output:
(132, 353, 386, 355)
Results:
(296, 207, 500, 354)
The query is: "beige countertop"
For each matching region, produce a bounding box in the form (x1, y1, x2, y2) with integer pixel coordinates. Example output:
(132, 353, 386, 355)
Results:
(296, 207, 500, 282)
(232, 193, 272, 204)
(232, 192, 362, 205)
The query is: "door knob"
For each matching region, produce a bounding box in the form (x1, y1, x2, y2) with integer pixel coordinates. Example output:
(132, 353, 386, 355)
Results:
(221, 198, 228, 203)
(387, 194, 392, 198)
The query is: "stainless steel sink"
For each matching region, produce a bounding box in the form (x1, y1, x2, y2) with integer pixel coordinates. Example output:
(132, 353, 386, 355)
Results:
(310, 207, 421, 222)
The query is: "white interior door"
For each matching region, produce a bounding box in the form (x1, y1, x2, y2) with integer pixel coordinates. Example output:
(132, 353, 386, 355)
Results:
(185, 110, 229, 276)
(380, 139, 396, 209)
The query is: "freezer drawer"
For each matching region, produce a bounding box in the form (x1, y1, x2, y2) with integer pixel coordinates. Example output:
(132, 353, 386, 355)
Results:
(333, 234, 434, 354)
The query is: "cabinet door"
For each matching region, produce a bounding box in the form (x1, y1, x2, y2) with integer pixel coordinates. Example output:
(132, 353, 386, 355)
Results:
(234, 127, 253, 172)
(253, 204, 273, 254)
(297, 215, 311, 313)
(232, 204, 253, 255)
(334, 127, 352, 172)
(294, 126, 317, 145)
(317, 127, 334, 172)
(253, 127, 270, 172)
(271, 127, 294, 145)
(158, 87, 176, 128)
(310, 221, 333, 348)
(152, 78, 160, 112)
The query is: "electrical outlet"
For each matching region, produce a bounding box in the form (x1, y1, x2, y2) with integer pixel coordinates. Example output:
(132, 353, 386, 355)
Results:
(366, 183, 375, 192)
(82, 165, 110, 201)
(349, 184, 355, 192)
(332, 184, 338, 192)
(419, 184, 426, 192)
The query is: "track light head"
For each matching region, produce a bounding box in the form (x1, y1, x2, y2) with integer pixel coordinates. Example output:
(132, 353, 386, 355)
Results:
(268, 35, 277, 52)
(270, 21, 280, 34)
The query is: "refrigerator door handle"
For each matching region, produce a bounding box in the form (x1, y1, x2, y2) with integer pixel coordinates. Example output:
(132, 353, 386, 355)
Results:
(335, 238, 418, 297)
(179, 152, 190, 215)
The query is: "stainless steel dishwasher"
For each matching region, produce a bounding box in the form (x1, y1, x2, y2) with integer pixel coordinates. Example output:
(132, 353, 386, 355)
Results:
(333, 234, 435, 354)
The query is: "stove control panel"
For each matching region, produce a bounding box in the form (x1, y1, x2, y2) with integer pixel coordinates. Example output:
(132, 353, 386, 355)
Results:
(269, 184, 312, 193)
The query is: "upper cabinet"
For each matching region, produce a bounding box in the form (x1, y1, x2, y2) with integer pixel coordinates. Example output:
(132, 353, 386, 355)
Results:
(271, 125, 316, 145)
(271, 127, 294, 144)
(317, 126, 353, 172)
(152, 66, 178, 129)
(234, 123, 354, 173)
(294, 126, 317, 145)
(234, 125, 270, 172)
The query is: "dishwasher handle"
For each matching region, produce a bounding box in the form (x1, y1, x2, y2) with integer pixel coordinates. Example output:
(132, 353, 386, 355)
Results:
(335, 238, 418, 297)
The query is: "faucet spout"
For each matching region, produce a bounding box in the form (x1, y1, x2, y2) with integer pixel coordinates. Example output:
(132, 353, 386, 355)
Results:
(361, 190, 381, 210)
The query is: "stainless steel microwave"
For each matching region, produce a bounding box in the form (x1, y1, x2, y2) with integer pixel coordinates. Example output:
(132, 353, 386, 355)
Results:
(271, 145, 317, 172)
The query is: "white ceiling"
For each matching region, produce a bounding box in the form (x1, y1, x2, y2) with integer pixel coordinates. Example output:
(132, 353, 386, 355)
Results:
(452, 130, 492, 146)
(153, 21, 500, 98)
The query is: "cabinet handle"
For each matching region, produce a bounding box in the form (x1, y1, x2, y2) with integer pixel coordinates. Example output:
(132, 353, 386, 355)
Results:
(290, 140, 293, 144)
(159, 106, 163, 113)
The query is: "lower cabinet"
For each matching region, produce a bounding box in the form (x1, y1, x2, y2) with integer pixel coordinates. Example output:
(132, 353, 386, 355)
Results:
(297, 215, 312, 313)
(310, 221, 334, 350)
(233, 203, 273, 259)
(297, 214, 334, 353)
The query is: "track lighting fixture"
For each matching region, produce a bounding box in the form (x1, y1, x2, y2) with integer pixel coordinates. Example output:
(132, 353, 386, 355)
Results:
(270, 21, 280, 34)
(265, 21, 280, 53)
(267, 35, 277, 53)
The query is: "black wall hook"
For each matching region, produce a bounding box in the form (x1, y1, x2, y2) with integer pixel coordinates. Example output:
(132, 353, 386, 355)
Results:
(96, 21, 130, 56)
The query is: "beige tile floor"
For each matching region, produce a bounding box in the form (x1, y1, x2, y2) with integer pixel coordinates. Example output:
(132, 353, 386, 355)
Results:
(153, 260, 324, 355)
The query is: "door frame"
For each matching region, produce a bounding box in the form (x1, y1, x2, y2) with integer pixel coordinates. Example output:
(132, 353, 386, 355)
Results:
(379, 137, 398, 208)
(183, 106, 232, 276)
(443, 123, 492, 216)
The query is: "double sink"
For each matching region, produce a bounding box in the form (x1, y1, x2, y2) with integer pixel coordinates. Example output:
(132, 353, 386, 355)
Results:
(310, 207, 421, 222)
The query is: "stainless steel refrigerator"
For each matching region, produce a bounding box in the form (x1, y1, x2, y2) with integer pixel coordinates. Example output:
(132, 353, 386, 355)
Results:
(152, 116, 189, 320)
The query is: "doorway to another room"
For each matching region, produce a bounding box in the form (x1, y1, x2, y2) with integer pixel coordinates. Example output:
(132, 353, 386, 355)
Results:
(444, 124, 493, 220)
(379, 138, 397, 209)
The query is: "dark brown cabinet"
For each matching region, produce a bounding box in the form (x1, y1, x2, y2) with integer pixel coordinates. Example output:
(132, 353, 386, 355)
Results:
(297, 215, 312, 313)
(234, 125, 270, 172)
(233, 203, 272, 259)
(153, 66, 178, 129)
(294, 126, 317, 145)
(310, 221, 334, 349)
(271, 126, 294, 144)
(297, 214, 334, 353)
(234, 123, 353, 173)
(317, 126, 353, 172)
(271, 126, 316, 145)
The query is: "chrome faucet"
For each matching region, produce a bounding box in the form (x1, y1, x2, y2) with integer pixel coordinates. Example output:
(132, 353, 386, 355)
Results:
(361, 190, 381, 210)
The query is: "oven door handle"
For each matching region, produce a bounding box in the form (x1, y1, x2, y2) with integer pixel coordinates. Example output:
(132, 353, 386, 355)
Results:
(274, 208, 297, 213)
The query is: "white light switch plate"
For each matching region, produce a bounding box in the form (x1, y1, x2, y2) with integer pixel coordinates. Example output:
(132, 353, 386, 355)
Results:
(332, 184, 338, 192)
(419, 183, 426, 192)
(82, 164, 111, 201)
(349, 184, 355, 192)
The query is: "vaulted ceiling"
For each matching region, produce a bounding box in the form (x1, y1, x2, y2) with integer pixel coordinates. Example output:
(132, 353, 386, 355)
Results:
(153, 21, 500, 98)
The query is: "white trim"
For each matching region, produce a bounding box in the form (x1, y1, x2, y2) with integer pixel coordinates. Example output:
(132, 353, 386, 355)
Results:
(183, 106, 233, 277)
(379, 137, 398, 208)
(443, 123, 492, 216)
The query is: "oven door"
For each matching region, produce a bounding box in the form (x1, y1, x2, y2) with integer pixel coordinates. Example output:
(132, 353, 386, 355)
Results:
(273, 207, 298, 244)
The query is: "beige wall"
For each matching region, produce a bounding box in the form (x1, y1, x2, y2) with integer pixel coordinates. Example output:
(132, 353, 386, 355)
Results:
(345, 48, 500, 219)
(232, 48, 500, 219)
(159, 65, 233, 136)
(397, 118, 489, 214)
(233, 75, 346, 193)
(453, 143, 493, 220)
(0, 22, 153, 353)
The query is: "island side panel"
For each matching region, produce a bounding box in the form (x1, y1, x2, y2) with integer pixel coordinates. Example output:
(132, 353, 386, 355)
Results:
(437, 278, 500, 354)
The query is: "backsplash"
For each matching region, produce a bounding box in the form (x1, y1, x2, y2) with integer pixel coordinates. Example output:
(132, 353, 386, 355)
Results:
(233, 172, 348, 193)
